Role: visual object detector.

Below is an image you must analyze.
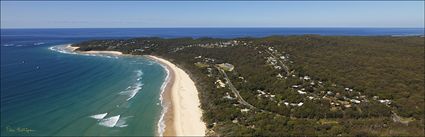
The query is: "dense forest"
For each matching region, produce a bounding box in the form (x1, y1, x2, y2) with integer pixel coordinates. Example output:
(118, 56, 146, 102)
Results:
(74, 35, 424, 136)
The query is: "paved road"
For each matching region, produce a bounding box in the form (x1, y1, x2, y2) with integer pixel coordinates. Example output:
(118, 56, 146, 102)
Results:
(216, 67, 257, 109)
(215, 66, 276, 114)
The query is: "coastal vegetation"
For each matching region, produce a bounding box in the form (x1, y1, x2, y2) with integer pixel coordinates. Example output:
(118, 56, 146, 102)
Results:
(73, 35, 424, 136)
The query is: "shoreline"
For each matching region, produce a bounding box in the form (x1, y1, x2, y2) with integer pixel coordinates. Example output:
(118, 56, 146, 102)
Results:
(65, 45, 123, 55)
(147, 55, 206, 136)
(65, 45, 206, 136)
(152, 56, 176, 136)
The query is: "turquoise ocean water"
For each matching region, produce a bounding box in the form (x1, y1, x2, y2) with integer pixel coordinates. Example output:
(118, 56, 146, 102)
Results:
(1, 38, 168, 136)
(1, 28, 424, 136)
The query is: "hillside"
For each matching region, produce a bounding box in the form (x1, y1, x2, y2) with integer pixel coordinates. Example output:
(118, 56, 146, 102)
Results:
(74, 35, 424, 136)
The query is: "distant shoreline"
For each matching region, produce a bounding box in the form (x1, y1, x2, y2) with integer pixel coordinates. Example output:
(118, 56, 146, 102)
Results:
(66, 45, 123, 55)
(66, 45, 206, 136)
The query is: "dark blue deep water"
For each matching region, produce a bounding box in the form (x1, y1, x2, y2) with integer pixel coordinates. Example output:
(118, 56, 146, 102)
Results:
(2, 28, 424, 39)
(1, 28, 424, 136)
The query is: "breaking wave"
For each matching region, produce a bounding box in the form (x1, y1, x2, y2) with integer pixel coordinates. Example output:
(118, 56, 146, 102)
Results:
(115, 116, 133, 128)
(119, 83, 143, 101)
(2, 41, 48, 47)
(48, 44, 78, 55)
(49, 44, 119, 59)
(98, 115, 120, 127)
(2, 44, 15, 47)
(90, 113, 108, 120)
(157, 63, 170, 136)
(119, 70, 144, 101)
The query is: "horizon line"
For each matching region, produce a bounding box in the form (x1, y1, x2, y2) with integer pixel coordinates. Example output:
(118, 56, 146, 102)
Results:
(2, 27, 425, 29)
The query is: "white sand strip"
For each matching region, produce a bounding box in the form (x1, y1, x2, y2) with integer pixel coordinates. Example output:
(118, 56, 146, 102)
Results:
(65, 45, 123, 55)
(148, 55, 206, 136)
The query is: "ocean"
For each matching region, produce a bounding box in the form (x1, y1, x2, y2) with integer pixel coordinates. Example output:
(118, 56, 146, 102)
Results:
(1, 28, 424, 136)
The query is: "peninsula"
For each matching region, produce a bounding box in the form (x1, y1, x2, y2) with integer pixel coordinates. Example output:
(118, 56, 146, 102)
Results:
(73, 35, 424, 136)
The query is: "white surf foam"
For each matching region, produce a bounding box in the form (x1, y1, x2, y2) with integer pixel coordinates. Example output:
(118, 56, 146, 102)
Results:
(98, 115, 120, 128)
(33, 42, 45, 46)
(136, 70, 143, 81)
(146, 61, 154, 66)
(136, 70, 143, 77)
(119, 70, 144, 101)
(115, 116, 133, 128)
(2, 44, 14, 47)
(48, 44, 78, 55)
(119, 83, 143, 101)
(79, 52, 119, 59)
(90, 113, 108, 120)
(49, 44, 120, 59)
(156, 63, 171, 136)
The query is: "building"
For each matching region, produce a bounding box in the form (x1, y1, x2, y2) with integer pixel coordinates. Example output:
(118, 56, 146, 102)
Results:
(218, 63, 235, 71)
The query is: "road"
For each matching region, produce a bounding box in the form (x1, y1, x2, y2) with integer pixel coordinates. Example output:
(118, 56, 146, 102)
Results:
(215, 67, 273, 113)
(264, 49, 291, 76)
(216, 67, 257, 109)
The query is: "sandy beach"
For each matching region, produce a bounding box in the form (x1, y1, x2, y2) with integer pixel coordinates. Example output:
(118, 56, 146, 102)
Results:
(147, 55, 206, 136)
(65, 45, 123, 55)
(65, 45, 205, 136)
(82, 50, 123, 55)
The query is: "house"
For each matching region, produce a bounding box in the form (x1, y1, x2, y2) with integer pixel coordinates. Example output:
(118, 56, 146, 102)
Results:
(241, 108, 250, 113)
(267, 57, 277, 65)
(378, 99, 391, 105)
(268, 47, 274, 51)
(223, 92, 234, 100)
(297, 90, 307, 94)
(290, 102, 304, 107)
(276, 74, 283, 78)
(215, 80, 226, 88)
(297, 102, 304, 106)
(350, 99, 361, 104)
(257, 90, 266, 95)
(218, 63, 235, 71)
(134, 49, 144, 52)
(232, 119, 238, 123)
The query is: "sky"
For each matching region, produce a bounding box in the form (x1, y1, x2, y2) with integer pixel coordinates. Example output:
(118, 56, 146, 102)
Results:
(1, 1, 424, 28)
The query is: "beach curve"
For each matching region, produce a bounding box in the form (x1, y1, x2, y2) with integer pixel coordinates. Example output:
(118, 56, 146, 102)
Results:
(62, 44, 206, 136)
(147, 55, 206, 136)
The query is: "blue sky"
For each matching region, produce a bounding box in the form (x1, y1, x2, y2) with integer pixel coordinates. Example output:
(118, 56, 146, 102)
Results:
(1, 1, 424, 28)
